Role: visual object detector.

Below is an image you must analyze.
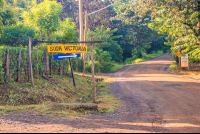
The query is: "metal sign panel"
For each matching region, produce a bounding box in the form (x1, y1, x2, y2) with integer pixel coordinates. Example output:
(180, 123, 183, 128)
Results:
(181, 54, 189, 67)
(54, 53, 81, 60)
(176, 51, 182, 57)
(47, 45, 87, 53)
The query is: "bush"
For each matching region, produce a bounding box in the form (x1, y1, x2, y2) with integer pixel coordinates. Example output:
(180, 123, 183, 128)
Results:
(85, 61, 102, 73)
(125, 55, 138, 64)
(189, 56, 200, 63)
(0, 23, 36, 47)
(134, 59, 144, 63)
(0, 46, 45, 82)
(100, 62, 113, 72)
(71, 57, 83, 72)
(169, 62, 179, 72)
(0, 46, 73, 83)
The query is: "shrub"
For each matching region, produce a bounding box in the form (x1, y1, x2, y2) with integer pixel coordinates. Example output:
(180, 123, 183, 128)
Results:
(100, 62, 113, 72)
(125, 55, 138, 64)
(0, 46, 72, 83)
(85, 61, 102, 73)
(169, 62, 179, 72)
(71, 57, 83, 72)
(134, 58, 144, 63)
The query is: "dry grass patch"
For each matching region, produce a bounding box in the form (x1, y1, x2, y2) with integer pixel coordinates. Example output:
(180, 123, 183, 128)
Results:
(96, 94, 120, 113)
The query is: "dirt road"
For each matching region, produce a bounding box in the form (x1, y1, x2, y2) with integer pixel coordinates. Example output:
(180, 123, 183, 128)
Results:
(1, 54, 200, 133)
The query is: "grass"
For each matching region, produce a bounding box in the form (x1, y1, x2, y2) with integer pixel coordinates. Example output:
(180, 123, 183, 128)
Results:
(0, 73, 120, 117)
(110, 64, 125, 72)
(125, 51, 164, 65)
(96, 94, 120, 113)
(169, 62, 180, 72)
(169, 62, 200, 79)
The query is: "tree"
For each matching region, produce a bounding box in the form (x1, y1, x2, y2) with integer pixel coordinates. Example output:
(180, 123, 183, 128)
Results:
(51, 18, 78, 42)
(0, 0, 17, 34)
(22, 0, 63, 49)
(88, 25, 123, 62)
(113, 0, 165, 58)
(0, 23, 36, 46)
(137, 0, 200, 60)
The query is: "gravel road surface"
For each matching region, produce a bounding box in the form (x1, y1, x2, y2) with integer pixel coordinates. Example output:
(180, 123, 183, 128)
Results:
(1, 54, 200, 133)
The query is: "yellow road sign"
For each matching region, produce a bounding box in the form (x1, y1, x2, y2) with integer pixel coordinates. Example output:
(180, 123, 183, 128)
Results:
(47, 44, 87, 53)
(176, 51, 182, 57)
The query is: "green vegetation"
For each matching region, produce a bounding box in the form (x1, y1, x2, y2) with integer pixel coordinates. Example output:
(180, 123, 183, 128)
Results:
(0, 73, 119, 115)
(169, 62, 200, 79)
(21, 0, 63, 42)
(110, 64, 124, 73)
(125, 50, 164, 65)
(0, 46, 72, 84)
(2, 0, 200, 115)
(113, 0, 200, 64)
(169, 62, 180, 73)
(0, 0, 171, 74)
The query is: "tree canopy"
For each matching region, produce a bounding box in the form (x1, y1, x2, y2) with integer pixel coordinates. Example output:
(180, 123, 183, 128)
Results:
(21, 0, 63, 40)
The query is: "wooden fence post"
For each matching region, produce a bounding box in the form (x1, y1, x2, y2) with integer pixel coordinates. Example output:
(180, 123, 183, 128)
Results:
(69, 58, 76, 87)
(60, 60, 63, 76)
(6, 48, 10, 83)
(27, 61, 30, 81)
(76, 59, 78, 72)
(47, 54, 49, 75)
(17, 49, 21, 82)
(29, 37, 34, 86)
(43, 49, 48, 77)
(90, 36, 96, 103)
(27, 50, 30, 81)
(63, 60, 65, 76)
(50, 53, 53, 76)
(36, 50, 39, 79)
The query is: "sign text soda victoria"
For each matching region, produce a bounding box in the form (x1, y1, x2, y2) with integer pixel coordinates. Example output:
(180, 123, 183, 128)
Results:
(47, 44, 87, 53)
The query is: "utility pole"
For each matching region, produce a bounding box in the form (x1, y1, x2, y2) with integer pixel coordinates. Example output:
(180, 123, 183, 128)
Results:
(82, 2, 118, 76)
(90, 36, 95, 103)
(82, 10, 88, 76)
(78, 0, 84, 73)
(79, 0, 84, 45)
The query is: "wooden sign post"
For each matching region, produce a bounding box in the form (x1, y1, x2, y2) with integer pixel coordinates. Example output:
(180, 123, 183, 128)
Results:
(13, 36, 103, 105)
(29, 37, 34, 86)
(90, 36, 96, 103)
(69, 58, 76, 87)
(176, 51, 182, 70)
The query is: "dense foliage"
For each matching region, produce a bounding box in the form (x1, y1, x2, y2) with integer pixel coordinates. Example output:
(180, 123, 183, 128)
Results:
(114, 0, 200, 62)
(0, 23, 36, 46)
(21, 0, 63, 41)
(2, 0, 197, 75)
(0, 0, 17, 34)
(0, 46, 72, 83)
